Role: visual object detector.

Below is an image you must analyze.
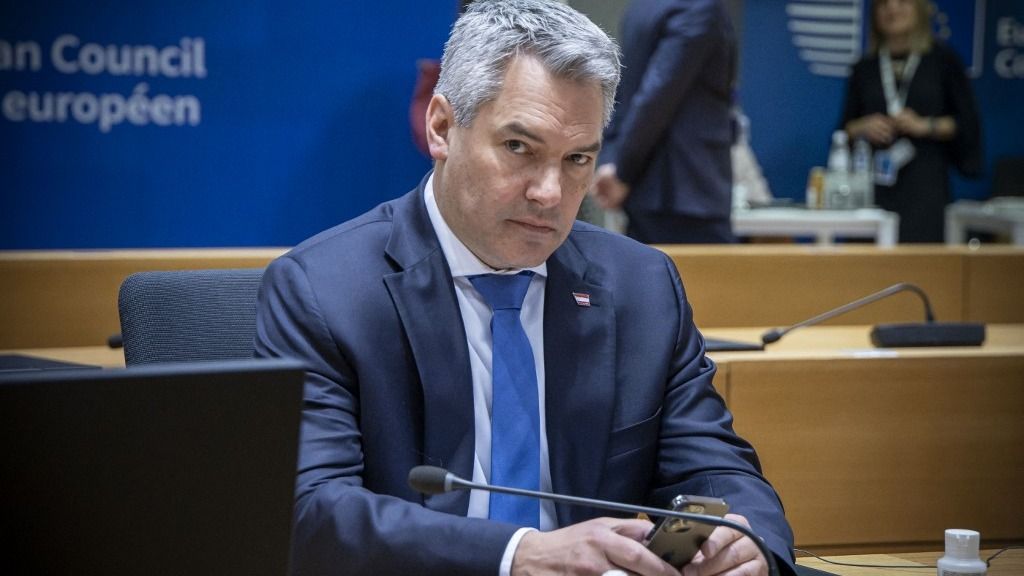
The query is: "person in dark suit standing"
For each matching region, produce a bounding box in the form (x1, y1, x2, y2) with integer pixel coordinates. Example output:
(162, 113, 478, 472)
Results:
(592, 0, 737, 244)
(255, 1, 794, 574)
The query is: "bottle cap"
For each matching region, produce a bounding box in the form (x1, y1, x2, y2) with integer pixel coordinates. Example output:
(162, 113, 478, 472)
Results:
(944, 529, 981, 559)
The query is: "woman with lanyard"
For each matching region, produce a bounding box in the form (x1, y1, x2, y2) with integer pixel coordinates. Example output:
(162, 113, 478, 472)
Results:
(840, 0, 981, 243)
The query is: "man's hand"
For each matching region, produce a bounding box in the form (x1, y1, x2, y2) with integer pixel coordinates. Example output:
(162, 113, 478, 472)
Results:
(681, 514, 768, 576)
(511, 517, 678, 576)
(591, 164, 630, 210)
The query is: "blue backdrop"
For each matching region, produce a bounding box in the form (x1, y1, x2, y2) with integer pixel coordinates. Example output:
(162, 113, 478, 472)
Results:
(739, 0, 1024, 205)
(1, 1, 455, 248)
(4, 1, 1022, 248)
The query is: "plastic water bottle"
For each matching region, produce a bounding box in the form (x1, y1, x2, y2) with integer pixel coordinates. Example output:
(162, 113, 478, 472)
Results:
(937, 529, 986, 575)
(824, 131, 852, 209)
(851, 138, 874, 208)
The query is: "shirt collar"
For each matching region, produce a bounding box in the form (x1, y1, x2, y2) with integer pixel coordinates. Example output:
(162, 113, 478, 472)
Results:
(424, 172, 548, 279)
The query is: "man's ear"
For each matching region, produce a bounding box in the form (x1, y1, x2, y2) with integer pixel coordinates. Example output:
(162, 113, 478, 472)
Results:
(426, 94, 454, 161)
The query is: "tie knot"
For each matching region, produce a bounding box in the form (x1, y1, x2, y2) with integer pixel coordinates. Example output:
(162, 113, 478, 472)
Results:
(469, 271, 534, 311)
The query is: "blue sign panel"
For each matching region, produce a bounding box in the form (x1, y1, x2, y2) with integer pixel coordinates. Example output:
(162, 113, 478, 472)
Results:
(1, 1, 457, 248)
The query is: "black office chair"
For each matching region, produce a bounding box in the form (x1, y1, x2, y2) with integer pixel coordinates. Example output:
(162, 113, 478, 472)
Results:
(118, 268, 266, 365)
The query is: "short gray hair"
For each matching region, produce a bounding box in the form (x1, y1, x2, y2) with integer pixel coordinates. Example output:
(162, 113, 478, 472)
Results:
(435, 0, 621, 127)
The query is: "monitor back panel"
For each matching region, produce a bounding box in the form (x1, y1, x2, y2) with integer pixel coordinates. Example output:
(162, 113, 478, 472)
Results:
(0, 359, 304, 576)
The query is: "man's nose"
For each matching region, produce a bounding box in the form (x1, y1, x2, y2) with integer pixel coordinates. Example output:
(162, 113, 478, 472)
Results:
(527, 165, 562, 207)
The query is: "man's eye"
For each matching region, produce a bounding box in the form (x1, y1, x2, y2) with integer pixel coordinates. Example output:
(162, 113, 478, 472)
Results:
(568, 154, 592, 166)
(505, 140, 527, 154)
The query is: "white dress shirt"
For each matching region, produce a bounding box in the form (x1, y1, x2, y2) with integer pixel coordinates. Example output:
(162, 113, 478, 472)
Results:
(424, 174, 555, 574)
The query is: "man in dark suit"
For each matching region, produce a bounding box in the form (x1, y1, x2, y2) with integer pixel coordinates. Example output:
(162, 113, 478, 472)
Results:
(255, 1, 793, 574)
(592, 0, 737, 244)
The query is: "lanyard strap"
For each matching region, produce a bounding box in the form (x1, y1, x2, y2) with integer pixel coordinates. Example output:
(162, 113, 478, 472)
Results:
(879, 47, 921, 116)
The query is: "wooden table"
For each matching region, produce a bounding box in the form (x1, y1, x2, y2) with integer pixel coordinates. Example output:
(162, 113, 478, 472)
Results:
(798, 549, 1024, 575)
(704, 325, 1024, 553)
(7, 326, 1024, 553)
(2, 346, 126, 368)
(705, 323, 1024, 359)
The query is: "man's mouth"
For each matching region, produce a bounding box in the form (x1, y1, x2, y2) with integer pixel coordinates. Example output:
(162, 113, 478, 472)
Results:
(510, 219, 556, 233)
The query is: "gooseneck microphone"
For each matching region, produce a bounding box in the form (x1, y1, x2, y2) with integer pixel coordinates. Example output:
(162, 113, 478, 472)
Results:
(407, 465, 780, 576)
(760, 282, 985, 348)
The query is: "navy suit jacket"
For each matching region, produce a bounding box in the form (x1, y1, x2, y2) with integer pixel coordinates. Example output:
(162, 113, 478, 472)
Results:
(254, 176, 795, 575)
(600, 0, 736, 219)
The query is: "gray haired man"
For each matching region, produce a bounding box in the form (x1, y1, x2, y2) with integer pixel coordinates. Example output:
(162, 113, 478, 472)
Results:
(255, 1, 796, 574)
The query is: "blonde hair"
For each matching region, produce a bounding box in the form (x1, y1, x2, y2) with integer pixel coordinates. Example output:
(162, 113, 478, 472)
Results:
(867, 0, 934, 54)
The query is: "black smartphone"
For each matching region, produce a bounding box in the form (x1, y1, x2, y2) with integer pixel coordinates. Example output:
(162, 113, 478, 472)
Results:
(645, 494, 729, 568)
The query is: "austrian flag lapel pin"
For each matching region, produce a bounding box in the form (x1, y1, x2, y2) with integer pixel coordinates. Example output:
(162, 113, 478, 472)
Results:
(572, 292, 591, 307)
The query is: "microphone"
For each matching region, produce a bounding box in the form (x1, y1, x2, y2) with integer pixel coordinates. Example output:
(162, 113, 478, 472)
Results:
(760, 282, 985, 348)
(407, 465, 780, 576)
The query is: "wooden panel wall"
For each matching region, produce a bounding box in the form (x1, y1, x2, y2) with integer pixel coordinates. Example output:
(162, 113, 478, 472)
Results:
(962, 250, 1024, 323)
(722, 353, 1024, 551)
(3, 245, 1021, 348)
(657, 245, 1023, 328)
(1, 250, 284, 348)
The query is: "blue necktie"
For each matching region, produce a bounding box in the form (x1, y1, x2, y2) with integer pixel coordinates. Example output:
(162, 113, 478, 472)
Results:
(469, 271, 540, 528)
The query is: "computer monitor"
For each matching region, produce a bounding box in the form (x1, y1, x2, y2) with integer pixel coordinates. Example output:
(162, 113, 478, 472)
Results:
(0, 358, 305, 576)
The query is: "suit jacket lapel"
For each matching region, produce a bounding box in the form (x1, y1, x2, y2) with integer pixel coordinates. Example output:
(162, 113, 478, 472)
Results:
(381, 185, 619, 522)
(543, 235, 617, 525)
(382, 180, 475, 516)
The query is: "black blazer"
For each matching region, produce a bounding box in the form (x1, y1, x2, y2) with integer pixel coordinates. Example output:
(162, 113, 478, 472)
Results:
(601, 0, 737, 219)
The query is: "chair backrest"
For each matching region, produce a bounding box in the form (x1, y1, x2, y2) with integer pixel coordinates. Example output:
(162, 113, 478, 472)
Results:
(118, 268, 265, 365)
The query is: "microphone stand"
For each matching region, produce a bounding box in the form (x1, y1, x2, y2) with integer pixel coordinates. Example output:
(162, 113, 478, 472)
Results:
(409, 466, 780, 576)
(762, 282, 932, 345)
(760, 281, 984, 347)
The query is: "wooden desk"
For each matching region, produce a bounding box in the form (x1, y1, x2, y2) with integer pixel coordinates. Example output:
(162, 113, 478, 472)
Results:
(798, 549, 1024, 576)
(0, 249, 284, 349)
(705, 324, 1024, 359)
(705, 325, 1024, 553)
(8, 328, 1024, 553)
(2, 346, 126, 368)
